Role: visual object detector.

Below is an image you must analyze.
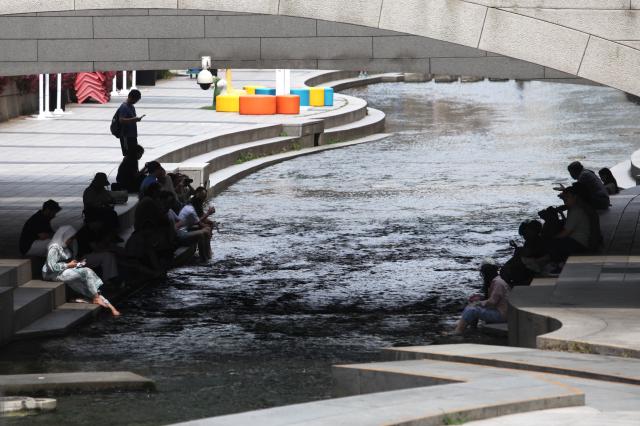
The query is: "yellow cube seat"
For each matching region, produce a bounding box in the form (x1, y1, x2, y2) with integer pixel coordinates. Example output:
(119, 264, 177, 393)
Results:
(310, 87, 326, 107)
(216, 94, 240, 112)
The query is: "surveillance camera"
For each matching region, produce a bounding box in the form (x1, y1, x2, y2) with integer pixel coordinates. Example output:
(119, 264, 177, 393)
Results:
(197, 69, 214, 90)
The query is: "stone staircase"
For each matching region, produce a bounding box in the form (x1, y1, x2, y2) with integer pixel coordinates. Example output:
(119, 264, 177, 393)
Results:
(0, 259, 99, 346)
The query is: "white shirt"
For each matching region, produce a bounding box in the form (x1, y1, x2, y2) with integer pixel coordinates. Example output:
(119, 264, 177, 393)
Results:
(178, 204, 199, 230)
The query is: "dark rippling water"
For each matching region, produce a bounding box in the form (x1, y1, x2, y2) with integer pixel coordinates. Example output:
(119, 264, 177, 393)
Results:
(2, 80, 639, 425)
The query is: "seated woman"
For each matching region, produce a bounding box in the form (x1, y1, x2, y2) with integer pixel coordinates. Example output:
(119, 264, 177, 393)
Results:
(454, 262, 510, 335)
(42, 225, 120, 316)
(598, 167, 620, 195)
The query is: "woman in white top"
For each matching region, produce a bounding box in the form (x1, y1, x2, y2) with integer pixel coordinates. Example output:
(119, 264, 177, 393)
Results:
(42, 225, 120, 316)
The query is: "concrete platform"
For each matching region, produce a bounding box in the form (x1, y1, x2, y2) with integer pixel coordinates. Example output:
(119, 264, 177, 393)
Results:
(467, 407, 640, 426)
(0, 371, 154, 395)
(174, 358, 583, 425)
(383, 344, 640, 385)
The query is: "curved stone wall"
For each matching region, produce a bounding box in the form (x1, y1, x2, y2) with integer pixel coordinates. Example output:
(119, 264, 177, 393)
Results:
(0, 1, 639, 95)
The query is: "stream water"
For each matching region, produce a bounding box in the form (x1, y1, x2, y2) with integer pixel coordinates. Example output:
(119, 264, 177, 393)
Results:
(1, 79, 639, 425)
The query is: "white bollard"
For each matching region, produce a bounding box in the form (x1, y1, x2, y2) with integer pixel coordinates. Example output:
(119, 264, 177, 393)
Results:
(37, 74, 46, 119)
(275, 69, 292, 96)
(110, 73, 119, 96)
(121, 70, 128, 94)
(131, 70, 137, 90)
(44, 73, 53, 117)
(54, 73, 64, 115)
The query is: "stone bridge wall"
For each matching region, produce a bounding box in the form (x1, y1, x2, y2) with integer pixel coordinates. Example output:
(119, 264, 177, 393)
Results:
(0, 1, 639, 95)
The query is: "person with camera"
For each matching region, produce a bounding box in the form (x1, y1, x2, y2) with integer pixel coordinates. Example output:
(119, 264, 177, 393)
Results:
(453, 261, 510, 335)
(548, 185, 597, 262)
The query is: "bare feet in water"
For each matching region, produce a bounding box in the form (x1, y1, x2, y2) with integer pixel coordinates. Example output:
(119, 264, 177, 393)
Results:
(93, 294, 121, 317)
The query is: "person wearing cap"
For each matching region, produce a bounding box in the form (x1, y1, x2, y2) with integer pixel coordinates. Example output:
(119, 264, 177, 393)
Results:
(83, 172, 119, 234)
(19, 199, 61, 257)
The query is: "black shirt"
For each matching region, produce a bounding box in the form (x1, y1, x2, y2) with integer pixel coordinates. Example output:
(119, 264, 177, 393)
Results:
(116, 156, 141, 193)
(19, 210, 53, 255)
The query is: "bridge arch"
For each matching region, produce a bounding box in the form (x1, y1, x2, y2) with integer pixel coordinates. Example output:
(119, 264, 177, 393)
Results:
(0, 0, 639, 95)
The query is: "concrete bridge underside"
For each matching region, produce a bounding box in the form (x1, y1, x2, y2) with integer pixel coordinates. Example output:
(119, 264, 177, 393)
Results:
(0, 1, 639, 95)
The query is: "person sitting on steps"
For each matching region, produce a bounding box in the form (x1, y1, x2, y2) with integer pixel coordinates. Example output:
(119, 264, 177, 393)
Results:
(42, 225, 120, 317)
(19, 199, 61, 257)
(454, 261, 510, 335)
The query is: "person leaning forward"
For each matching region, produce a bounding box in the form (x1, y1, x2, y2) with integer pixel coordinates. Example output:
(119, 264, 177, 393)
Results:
(116, 89, 144, 156)
(19, 199, 61, 257)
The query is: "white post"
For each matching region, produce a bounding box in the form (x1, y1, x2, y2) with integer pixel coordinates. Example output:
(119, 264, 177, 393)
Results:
(276, 69, 284, 95)
(110, 73, 118, 96)
(54, 73, 64, 115)
(121, 70, 128, 94)
(284, 69, 291, 95)
(44, 73, 53, 117)
(131, 70, 137, 90)
(37, 74, 46, 119)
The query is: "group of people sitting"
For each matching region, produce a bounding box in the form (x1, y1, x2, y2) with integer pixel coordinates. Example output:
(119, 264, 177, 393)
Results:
(18, 150, 216, 317)
(454, 161, 618, 335)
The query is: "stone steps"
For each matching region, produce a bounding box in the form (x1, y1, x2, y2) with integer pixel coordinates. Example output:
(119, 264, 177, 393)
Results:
(0, 259, 31, 287)
(207, 133, 391, 198)
(14, 303, 100, 339)
(174, 135, 299, 188)
(12, 286, 55, 332)
(467, 407, 640, 426)
(383, 344, 640, 385)
(320, 108, 385, 145)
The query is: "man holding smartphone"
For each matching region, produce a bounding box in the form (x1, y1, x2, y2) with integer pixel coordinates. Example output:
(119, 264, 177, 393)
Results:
(116, 89, 145, 156)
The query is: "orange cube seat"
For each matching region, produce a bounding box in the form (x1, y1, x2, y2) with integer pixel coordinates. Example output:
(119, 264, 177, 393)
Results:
(239, 95, 277, 115)
(276, 95, 300, 114)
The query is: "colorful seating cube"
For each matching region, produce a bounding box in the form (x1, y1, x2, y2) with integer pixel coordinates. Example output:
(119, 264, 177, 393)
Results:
(216, 94, 240, 112)
(244, 85, 266, 95)
(290, 88, 310, 107)
(255, 88, 276, 95)
(239, 95, 277, 115)
(324, 87, 334, 106)
(309, 87, 326, 107)
(276, 95, 300, 115)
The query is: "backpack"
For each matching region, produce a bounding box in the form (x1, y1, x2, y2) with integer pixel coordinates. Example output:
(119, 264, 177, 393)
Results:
(110, 110, 121, 138)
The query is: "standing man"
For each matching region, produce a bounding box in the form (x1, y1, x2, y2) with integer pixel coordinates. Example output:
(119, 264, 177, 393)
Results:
(19, 199, 61, 257)
(116, 89, 144, 156)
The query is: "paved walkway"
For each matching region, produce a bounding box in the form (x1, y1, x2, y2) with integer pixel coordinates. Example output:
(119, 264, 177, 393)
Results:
(0, 70, 343, 256)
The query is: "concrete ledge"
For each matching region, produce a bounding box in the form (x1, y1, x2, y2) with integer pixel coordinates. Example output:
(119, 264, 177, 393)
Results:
(0, 371, 154, 395)
(172, 356, 584, 425)
(383, 344, 640, 385)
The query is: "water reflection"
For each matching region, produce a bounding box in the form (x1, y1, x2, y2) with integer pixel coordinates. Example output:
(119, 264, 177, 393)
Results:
(1, 80, 638, 426)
